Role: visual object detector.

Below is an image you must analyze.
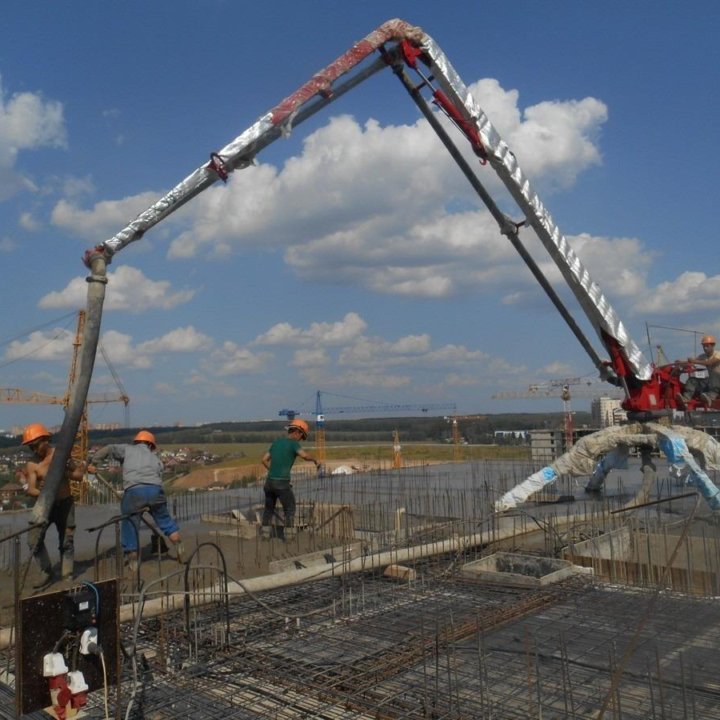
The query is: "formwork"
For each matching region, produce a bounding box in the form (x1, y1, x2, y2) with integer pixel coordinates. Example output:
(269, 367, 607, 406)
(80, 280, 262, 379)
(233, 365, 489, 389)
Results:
(3, 458, 720, 719)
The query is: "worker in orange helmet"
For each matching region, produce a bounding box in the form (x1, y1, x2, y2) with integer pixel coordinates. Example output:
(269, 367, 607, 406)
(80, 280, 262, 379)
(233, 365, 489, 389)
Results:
(22, 422, 84, 589)
(676, 334, 720, 409)
(260, 418, 320, 541)
(89, 430, 183, 568)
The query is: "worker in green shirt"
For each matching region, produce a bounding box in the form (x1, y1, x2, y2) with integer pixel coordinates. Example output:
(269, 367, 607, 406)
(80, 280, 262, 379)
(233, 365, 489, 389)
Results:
(260, 419, 319, 540)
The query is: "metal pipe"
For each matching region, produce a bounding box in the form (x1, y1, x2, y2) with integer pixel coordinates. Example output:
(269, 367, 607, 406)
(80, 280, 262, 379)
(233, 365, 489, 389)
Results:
(31, 251, 108, 524)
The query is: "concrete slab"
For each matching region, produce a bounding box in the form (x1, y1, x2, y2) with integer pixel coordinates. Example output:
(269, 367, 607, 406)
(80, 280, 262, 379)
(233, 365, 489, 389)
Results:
(461, 552, 578, 587)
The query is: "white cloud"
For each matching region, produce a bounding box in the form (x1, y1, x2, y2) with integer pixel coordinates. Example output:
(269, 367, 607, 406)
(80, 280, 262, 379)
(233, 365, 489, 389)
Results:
(253, 312, 367, 347)
(0, 76, 67, 200)
(97, 330, 152, 369)
(153, 382, 177, 395)
(50, 191, 161, 241)
(338, 334, 431, 367)
(152, 80, 608, 301)
(62, 175, 95, 199)
(3, 327, 74, 362)
(136, 326, 212, 354)
(290, 348, 330, 367)
(0, 235, 16, 252)
(44, 78, 611, 306)
(183, 374, 240, 397)
(98, 325, 214, 370)
(209, 342, 273, 375)
(335, 369, 411, 388)
(299, 367, 412, 390)
(445, 373, 481, 387)
(19, 212, 41, 231)
(635, 271, 720, 315)
(38, 265, 195, 312)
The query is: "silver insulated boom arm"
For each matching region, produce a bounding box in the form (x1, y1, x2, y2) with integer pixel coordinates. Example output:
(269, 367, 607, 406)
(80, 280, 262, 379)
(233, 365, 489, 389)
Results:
(43, 19, 650, 522)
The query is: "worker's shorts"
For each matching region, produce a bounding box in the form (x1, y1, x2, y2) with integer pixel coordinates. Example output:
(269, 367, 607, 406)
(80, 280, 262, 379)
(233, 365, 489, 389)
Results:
(121, 484, 179, 553)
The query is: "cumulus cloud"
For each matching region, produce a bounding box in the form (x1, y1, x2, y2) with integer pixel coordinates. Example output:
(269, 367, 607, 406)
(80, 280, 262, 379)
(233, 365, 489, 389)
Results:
(0, 76, 67, 200)
(445, 373, 481, 387)
(97, 330, 152, 369)
(0, 235, 16, 252)
(253, 312, 367, 346)
(38, 265, 195, 312)
(44, 77, 611, 305)
(291, 348, 330, 367)
(2, 327, 74, 362)
(50, 191, 162, 241)
(98, 325, 215, 370)
(634, 271, 720, 315)
(136, 326, 212, 354)
(183, 374, 240, 396)
(154, 80, 607, 299)
(209, 341, 273, 375)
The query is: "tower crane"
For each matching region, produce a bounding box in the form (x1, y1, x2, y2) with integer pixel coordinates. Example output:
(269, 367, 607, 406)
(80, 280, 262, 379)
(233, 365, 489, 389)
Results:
(392, 429, 402, 469)
(443, 414, 488, 461)
(280, 391, 456, 464)
(492, 378, 622, 452)
(2, 310, 129, 502)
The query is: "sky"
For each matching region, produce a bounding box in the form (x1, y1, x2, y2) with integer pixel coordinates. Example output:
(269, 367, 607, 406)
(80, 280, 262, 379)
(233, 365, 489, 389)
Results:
(0, 1, 719, 432)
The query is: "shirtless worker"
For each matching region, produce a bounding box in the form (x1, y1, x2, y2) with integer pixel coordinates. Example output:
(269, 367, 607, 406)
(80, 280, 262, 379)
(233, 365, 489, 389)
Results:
(22, 422, 83, 589)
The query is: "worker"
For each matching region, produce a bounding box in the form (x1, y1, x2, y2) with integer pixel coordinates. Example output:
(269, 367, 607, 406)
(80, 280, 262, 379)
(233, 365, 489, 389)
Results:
(22, 422, 83, 589)
(89, 430, 183, 567)
(675, 335, 720, 409)
(260, 418, 320, 540)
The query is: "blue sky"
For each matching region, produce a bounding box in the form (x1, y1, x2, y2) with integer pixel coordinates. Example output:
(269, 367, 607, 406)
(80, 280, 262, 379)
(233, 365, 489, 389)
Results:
(0, 1, 718, 431)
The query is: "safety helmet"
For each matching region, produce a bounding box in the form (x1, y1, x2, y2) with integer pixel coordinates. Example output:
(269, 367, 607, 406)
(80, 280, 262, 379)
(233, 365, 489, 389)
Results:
(133, 430, 157, 448)
(22, 423, 51, 445)
(288, 418, 310, 439)
(701, 335, 716, 345)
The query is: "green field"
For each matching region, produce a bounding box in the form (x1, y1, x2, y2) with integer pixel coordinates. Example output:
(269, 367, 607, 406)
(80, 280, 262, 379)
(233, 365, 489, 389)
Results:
(164, 441, 530, 469)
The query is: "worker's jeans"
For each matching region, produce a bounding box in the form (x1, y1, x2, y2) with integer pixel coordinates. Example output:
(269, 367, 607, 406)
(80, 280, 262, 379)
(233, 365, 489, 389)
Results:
(121, 484, 179, 553)
(262, 480, 296, 528)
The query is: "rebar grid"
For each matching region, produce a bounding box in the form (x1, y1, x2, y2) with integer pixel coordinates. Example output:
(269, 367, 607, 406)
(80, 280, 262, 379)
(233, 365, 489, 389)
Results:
(4, 458, 720, 719)
(111, 558, 720, 720)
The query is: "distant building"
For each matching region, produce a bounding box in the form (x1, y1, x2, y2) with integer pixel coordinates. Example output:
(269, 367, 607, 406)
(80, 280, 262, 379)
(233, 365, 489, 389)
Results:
(0, 482, 24, 504)
(529, 427, 600, 465)
(591, 395, 626, 428)
(493, 430, 529, 440)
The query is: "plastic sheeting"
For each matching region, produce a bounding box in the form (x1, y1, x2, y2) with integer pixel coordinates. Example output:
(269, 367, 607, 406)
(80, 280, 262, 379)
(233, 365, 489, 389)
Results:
(495, 423, 720, 512)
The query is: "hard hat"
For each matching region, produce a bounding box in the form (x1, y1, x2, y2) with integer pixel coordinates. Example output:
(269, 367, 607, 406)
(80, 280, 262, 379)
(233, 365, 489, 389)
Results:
(701, 335, 716, 345)
(22, 423, 51, 445)
(133, 430, 157, 448)
(288, 418, 309, 439)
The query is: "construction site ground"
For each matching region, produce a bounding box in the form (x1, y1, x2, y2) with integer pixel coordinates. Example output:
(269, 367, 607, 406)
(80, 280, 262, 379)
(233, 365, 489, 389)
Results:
(3, 458, 720, 719)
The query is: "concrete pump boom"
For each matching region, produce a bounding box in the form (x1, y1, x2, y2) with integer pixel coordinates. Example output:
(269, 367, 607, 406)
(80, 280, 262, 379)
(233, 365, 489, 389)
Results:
(38, 17, 657, 524)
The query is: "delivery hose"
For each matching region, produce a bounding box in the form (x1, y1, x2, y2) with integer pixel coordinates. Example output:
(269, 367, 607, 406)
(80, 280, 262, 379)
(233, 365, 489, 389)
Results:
(30, 249, 109, 525)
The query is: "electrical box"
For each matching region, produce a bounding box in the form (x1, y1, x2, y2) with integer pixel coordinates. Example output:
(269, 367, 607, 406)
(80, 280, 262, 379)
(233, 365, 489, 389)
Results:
(18, 579, 119, 716)
(63, 587, 97, 630)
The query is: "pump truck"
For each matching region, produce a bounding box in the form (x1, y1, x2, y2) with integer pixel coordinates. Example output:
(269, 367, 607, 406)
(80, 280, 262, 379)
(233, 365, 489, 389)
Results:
(35, 18, 720, 522)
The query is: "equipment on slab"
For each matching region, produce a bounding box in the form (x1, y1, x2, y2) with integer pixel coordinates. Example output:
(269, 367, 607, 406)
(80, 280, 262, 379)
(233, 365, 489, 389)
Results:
(18, 580, 119, 717)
